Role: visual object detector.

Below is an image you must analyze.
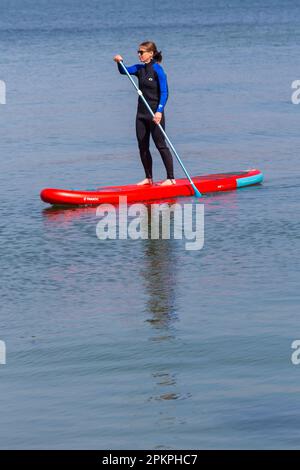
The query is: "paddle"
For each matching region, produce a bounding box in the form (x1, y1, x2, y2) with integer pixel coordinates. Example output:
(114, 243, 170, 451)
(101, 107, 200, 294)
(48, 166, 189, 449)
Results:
(118, 60, 202, 198)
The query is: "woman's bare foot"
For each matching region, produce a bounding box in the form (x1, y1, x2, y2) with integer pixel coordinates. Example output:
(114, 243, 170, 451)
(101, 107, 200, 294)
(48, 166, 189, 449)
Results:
(160, 179, 176, 186)
(137, 178, 153, 186)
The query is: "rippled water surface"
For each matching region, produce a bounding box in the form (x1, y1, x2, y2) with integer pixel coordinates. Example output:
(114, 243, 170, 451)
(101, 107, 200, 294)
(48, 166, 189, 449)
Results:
(0, 0, 300, 449)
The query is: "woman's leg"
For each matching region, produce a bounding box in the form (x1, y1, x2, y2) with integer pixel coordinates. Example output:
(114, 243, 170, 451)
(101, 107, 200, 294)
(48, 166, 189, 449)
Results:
(136, 116, 153, 179)
(151, 114, 174, 180)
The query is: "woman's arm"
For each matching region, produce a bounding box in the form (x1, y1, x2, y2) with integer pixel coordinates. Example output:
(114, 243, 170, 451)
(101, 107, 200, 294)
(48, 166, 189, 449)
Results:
(113, 55, 143, 76)
(153, 63, 169, 113)
(117, 62, 143, 76)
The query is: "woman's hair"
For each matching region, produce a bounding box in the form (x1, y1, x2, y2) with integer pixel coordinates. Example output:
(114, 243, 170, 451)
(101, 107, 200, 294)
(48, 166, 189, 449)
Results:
(139, 41, 163, 62)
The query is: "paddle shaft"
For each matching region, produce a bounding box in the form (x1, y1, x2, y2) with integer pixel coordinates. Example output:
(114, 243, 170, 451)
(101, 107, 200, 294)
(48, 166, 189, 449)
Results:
(119, 60, 202, 197)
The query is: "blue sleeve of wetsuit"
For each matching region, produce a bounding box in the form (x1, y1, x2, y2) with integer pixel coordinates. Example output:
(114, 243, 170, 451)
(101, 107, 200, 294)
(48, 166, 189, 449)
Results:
(153, 63, 169, 113)
(117, 62, 143, 76)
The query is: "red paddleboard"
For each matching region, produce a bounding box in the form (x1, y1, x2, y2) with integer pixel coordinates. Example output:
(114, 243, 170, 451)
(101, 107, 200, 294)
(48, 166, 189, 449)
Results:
(40, 169, 263, 206)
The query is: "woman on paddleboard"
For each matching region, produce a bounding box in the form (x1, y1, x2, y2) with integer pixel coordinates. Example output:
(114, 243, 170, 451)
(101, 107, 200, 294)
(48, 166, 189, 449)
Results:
(114, 41, 175, 186)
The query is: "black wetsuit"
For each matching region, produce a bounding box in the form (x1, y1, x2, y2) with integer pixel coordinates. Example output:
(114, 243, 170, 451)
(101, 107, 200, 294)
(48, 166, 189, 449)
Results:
(118, 60, 174, 180)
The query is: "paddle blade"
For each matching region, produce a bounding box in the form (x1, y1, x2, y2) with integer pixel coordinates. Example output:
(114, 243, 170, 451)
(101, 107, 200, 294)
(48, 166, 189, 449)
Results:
(192, 184, 202, 198)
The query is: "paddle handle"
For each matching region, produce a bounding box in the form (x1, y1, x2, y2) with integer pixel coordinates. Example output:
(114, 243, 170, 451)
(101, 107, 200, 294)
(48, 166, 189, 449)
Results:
(118, 60, 202, 198)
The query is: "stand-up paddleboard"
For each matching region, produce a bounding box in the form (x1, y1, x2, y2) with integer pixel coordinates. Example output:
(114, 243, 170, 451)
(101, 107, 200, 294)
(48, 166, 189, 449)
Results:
(40, 168, 263, 206)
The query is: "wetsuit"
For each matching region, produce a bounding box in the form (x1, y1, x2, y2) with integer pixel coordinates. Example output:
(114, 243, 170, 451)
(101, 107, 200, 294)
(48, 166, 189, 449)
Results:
(118, 60, 174, 180)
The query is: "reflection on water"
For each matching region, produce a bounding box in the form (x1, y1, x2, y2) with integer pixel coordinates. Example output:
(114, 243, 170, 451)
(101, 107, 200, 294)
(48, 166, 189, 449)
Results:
(141, 206, 178, 330)
(42, 205, 97, 226)
(149, 372, 193, 403)
(140, 207, 189, 407)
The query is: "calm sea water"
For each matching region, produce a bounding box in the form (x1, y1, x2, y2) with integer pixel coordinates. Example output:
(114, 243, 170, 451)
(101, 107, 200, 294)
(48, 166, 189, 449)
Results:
(0, 0, 300, 449)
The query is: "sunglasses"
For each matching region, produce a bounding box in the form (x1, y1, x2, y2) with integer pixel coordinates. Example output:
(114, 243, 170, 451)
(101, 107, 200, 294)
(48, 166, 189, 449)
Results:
(137, 50, 148, 55)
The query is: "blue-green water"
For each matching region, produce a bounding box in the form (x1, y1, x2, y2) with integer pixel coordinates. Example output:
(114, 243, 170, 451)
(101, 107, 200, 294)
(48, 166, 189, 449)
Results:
(0, 0, 300, 449)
